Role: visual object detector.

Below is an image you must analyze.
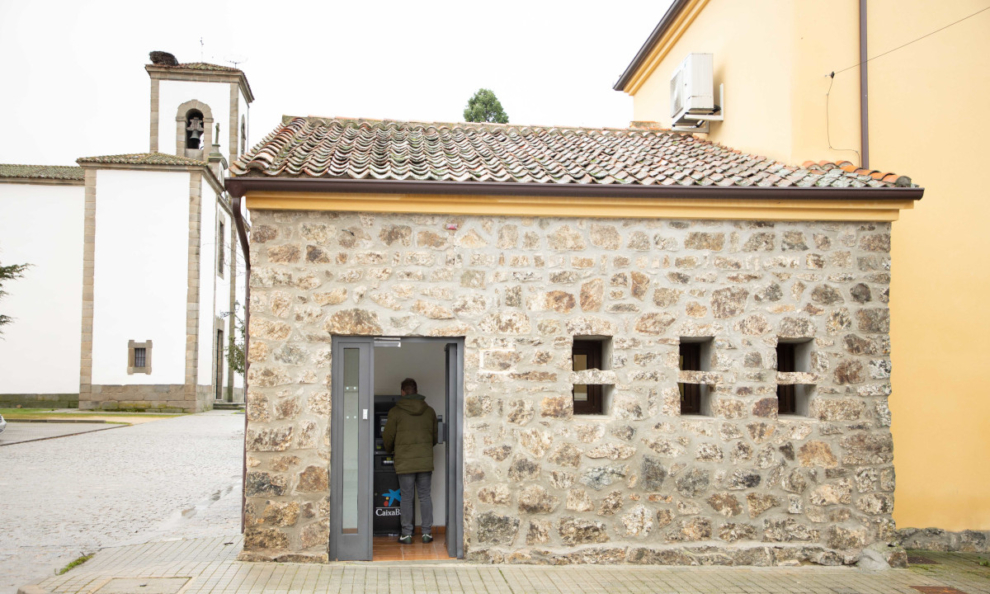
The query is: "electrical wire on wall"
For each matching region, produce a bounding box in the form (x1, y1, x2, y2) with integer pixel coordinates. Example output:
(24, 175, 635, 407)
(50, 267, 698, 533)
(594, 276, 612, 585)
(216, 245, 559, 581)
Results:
(832, 4, 990, 76)
(824, 71, 861, 164)
(823, 3, 990, 167)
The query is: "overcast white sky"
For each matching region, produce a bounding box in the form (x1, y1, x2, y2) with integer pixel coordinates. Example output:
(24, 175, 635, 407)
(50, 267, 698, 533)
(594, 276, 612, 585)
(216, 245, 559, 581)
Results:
(0, 0, 670, 166)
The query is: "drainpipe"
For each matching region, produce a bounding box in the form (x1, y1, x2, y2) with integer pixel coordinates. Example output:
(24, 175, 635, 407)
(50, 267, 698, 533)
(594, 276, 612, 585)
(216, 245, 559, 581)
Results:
(231, 194, 251, 533)
(860, 0, 870, 169)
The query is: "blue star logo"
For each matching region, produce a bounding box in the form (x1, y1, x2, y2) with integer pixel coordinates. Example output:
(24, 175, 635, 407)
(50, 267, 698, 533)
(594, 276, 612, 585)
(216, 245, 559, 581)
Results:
(384, 489, 401, 506)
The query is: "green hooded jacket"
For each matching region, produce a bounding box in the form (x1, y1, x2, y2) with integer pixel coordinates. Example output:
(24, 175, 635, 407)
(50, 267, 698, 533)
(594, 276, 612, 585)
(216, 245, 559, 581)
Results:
(382, 394, 438, 474)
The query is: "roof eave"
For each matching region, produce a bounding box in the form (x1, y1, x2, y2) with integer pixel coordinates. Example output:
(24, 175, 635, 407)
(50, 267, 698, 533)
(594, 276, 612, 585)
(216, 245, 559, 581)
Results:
(79, 160, 225, 194)
(225, 176, 924, 202)
(0, 176, 85, 186)
(145, 65, 255, 104)
(613, 0, 693, 92)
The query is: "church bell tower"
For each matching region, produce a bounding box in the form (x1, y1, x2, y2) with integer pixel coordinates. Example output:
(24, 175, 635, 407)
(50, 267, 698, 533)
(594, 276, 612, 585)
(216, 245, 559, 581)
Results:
(146, 51, 255, 165)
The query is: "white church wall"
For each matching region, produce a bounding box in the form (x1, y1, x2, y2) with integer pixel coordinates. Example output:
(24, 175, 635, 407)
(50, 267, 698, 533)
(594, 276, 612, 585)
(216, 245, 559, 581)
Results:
(158, 80, 233, 158)
(233, 219, 246, 392)
(91, 170, 188, 385)
(0, 183, 84, 396)
(211, 201, 235, 396)
(197, 179, 218, 391)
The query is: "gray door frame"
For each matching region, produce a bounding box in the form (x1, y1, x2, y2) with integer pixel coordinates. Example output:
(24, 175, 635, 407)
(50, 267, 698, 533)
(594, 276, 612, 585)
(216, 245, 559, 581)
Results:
(329, 335, 465, 561)
(444, 340, 465, 559)
(329, 337, 374, 561)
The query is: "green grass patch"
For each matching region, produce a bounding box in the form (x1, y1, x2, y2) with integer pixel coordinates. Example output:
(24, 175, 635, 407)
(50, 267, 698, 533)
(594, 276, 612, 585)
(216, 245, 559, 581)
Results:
(1, 408, 185, 423)
(57, 554, 93, 575)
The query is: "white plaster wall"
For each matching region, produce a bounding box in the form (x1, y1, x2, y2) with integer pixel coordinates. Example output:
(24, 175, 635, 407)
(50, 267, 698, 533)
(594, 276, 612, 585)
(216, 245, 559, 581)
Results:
(91, 170, 188, 385)
(158, 80, 232, 158)
(0, 183, 84, 394)
(214, 203, 232, 395)
(197, 179, 218, 388)
(233, 213, 246, 391)
(374, 341, 448, 526)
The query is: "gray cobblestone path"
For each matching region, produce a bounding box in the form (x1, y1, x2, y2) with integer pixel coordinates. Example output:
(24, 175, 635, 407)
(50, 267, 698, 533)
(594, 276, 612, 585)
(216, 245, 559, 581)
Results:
(26, 537, 990, 594)
(0, 411, 243, 594)
(0, 422, 121, 445)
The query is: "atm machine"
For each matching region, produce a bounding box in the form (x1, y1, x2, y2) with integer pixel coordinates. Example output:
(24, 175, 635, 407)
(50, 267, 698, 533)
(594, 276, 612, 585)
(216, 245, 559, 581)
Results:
(373, 397, 401, 536)
(371, 395, 445, 537)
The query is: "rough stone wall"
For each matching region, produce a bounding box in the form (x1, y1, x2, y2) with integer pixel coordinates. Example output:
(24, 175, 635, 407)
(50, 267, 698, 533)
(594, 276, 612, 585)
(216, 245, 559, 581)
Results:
(80, 384, 196, 412)
(241, 210, 896, 566)
(895, 528, 990, 553)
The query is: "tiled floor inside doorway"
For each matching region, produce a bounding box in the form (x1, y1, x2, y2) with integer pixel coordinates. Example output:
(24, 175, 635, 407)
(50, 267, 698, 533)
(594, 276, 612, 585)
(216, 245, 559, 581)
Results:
(372, 532, 450, 561)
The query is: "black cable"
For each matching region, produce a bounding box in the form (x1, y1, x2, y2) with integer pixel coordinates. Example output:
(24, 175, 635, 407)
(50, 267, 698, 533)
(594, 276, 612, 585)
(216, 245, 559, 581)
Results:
(825, 72, 861, 163)
(834, 4, 990, 76)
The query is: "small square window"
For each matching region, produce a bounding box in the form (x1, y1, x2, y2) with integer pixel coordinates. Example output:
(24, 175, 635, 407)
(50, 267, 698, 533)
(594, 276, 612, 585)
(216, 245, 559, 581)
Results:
(127, 340, 153, 375)
(776, 339, 814, 416)
(678, 337, 713, 416)
(572, 337, 613, 415)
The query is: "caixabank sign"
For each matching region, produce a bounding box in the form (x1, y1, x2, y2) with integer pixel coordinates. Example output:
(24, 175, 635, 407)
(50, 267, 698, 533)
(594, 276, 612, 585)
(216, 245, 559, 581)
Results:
(376, 489, 401, 517)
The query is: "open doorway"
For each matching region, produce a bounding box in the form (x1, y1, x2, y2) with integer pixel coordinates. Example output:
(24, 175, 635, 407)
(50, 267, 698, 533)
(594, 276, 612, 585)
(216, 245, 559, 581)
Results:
(371, 340, 449, 560)
(329, 336, 464, 562)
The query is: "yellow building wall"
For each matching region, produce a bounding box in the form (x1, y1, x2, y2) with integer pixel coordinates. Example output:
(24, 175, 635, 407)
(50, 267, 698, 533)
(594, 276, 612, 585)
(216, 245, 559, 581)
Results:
(629, 0, 990, 531)
(631, 0, 863, 167)
(631, 0, 795, 163)
(868, 0, 990, 531)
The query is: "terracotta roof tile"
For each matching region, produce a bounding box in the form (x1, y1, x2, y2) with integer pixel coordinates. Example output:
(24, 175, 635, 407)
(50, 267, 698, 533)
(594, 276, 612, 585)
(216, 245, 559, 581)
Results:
(230, 117, 916, 190)
(76, 152, 207, 167)
(0, 164, 84, 181)
(802, 160, 914, 188)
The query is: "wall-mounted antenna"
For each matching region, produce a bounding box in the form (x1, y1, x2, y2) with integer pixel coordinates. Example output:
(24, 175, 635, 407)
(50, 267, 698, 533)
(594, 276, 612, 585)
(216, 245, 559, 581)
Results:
(200, 37, 204, 61)
(226, 54, 248, 70)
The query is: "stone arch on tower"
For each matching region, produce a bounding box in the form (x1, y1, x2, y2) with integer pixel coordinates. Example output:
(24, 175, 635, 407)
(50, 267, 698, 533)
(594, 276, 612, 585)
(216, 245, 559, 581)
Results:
(175, 99, 214, 157)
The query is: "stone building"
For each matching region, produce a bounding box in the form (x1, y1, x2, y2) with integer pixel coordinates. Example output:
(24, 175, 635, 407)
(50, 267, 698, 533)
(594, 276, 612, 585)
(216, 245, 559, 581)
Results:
(227, 117, 922, 565)
(0, 53, 249, 412)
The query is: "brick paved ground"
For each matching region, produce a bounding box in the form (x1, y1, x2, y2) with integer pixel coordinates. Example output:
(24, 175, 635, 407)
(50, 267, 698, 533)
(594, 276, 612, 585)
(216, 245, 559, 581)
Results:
(23, 536, 990, 594)
(0, 411, 244, 594)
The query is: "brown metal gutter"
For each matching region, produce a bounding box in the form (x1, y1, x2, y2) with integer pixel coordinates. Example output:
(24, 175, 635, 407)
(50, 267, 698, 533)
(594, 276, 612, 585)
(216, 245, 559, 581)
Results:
(226, 176, 923, 202)
(613, 0, 692, 92)
(231, 194, 251, 534)
(860, 0, 870, 169)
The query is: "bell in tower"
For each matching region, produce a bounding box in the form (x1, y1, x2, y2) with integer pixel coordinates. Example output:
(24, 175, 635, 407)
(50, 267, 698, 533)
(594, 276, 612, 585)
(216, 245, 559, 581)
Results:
(186, 110, 205, 150)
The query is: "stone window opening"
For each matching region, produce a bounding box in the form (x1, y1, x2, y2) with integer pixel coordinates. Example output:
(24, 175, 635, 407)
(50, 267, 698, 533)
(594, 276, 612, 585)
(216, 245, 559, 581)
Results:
(776, 339, 816, 416)
(678, 337, 714, 416)
(571, 337, 614, 416)
(127, 340, 153, 375)
(185, 109, 205, 149)
(218, 219, 226, 277)
(240, 115, 247, 155)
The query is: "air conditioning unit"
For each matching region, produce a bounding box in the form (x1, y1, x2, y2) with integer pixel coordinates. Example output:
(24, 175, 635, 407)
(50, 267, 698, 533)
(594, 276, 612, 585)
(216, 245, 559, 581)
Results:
(669, 53, 723, 133)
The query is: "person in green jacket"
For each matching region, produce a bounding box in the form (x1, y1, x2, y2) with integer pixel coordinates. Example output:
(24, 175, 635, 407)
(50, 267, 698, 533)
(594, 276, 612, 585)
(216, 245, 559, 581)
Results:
(382, 378, 438, 544)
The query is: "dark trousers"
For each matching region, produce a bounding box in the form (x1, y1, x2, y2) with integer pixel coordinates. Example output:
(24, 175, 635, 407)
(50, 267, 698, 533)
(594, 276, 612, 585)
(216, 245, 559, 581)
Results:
(397, 472, 432, 537)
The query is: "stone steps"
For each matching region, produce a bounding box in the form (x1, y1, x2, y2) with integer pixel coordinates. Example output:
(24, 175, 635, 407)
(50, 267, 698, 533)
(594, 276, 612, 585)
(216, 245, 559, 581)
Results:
(212, 401, 244, 411)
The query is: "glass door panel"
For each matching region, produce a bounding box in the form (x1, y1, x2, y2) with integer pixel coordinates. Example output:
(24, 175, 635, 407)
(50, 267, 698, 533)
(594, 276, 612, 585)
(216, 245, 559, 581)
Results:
(341, 348, 360, 534)
(331, 339, 372, 560)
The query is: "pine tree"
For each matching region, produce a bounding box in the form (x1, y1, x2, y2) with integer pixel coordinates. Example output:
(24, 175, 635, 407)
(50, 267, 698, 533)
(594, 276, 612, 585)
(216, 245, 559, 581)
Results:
(0, 259, 29, 335)
(463, 89, 509, 124)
